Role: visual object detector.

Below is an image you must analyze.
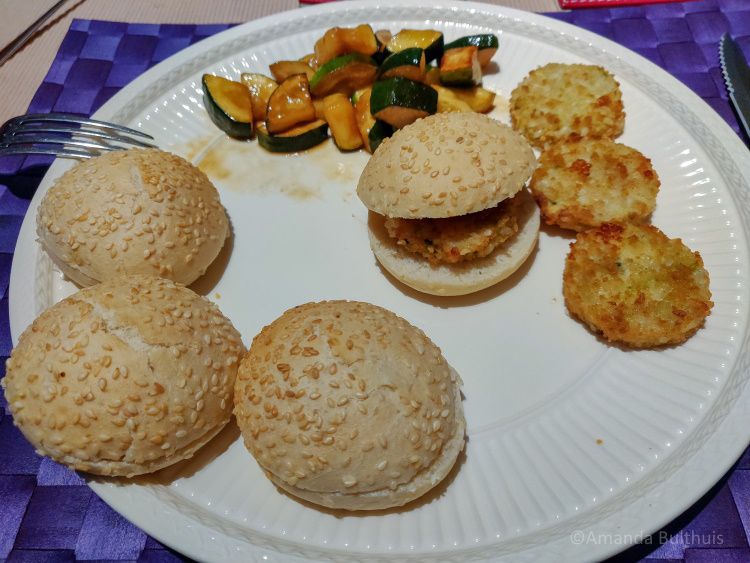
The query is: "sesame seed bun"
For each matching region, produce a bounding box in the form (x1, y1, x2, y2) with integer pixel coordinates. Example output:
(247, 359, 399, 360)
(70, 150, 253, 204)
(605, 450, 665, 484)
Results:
(234, 301, 465, 511)
(368, 188, 540, 296)
(36, 148, 229, 287)
(356, 112, 536, 219)
(1, 275, 244, 477)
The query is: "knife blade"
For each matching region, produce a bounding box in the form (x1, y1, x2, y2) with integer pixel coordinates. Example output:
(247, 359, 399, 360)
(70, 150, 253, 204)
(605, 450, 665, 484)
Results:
(719, 33, 750, 140)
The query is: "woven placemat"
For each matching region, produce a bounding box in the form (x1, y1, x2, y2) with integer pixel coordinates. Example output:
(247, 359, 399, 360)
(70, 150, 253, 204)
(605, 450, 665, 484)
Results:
(1, 2, 749, 561)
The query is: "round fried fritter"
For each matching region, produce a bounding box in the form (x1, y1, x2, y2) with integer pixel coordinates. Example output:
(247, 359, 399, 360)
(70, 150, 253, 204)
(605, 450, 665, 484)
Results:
(384, 194, 521, 265)
(510, 63, 625, 149)
(563, 224, 712, 347)
(529, 139, 659, 231)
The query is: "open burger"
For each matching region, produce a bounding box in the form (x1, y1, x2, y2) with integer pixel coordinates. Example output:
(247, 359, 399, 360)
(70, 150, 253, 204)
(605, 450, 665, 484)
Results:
(357, 112, 539, 296)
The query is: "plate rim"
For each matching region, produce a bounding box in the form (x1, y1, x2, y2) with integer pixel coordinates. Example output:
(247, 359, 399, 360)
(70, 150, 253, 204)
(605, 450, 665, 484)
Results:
(8, 1, 750, 561)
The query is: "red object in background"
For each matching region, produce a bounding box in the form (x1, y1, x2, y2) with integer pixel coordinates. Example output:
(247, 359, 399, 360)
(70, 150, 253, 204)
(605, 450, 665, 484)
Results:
(560, 0, 695, 7)
(302, 0, 695, 6)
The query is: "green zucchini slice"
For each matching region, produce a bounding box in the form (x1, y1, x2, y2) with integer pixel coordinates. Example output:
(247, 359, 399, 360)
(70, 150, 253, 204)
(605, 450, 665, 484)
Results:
(314, 24, 378, 67)
(256, 120, 329, 153)
(240, 73, 277, 122)
(351, 87, 369, 105)
(444, 34, 499, 67)
(309, 53, 378, 98)
(378, 47, 426, 82)
(321, 93, 362, 151)
(368, 120, 393, 153)
(446, 85, 496, 112)
(269, 60, 314, 82)
(433, 85, 474, 113)
(354, 88, 393, 153)
(386, 29, 444, 63)
(424, 64, 441, 85)
(439, 46, 482, 87)
(202, 74, 253, 139)
(373, 29, 392, 64)
(370, 77, 438, 129)
(265, 74, 316, 135)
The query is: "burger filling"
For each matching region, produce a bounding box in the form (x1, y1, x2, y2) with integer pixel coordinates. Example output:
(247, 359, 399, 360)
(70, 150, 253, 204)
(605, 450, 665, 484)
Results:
(384, 194, 522, 265)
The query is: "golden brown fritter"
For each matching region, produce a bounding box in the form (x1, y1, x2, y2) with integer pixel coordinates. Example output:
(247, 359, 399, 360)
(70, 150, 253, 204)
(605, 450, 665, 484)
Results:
(384, 194, 522, 265)
(510, 63, 625, 149)
(529, 139, 659, 231)
(563, 224, 712, 347)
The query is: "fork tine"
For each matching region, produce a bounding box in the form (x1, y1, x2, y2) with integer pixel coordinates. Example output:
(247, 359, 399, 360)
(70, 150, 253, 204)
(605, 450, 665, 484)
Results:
(0, 113, 158, 160)
(6, 113, 154, 139)
(1, 136, 126, 152)
(0, 145, 96, 159)
(6, 126, 157, 148)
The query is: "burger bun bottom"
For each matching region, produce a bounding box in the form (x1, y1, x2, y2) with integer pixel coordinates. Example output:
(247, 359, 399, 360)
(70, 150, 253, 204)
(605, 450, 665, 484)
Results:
(369, 189, 540, 297)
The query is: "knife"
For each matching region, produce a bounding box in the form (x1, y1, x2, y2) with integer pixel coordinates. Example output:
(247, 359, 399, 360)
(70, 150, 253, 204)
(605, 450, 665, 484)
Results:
(719, 33, 750, 140)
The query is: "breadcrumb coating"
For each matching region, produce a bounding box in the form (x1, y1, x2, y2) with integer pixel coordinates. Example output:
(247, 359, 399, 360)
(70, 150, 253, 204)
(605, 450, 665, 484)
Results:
(529, 139, 659, 231)
(384, 194, 522, 265)
(510, 63, 625, 149)
(563, 224, 712, 347)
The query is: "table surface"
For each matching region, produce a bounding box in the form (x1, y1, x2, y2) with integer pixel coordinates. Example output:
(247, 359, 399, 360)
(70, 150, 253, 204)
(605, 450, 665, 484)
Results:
(1, 1, 749, 562)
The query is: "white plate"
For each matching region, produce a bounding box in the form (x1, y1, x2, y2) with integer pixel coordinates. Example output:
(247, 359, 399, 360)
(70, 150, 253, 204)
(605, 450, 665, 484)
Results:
(9, 1, 750, 561)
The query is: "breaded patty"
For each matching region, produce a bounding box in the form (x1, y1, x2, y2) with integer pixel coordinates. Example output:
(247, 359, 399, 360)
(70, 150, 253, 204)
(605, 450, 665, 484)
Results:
(529, 139, 659, 231)
(384, 194, 522, 265)
(563, 224, 712, 347)
(510, 63, 625, 149)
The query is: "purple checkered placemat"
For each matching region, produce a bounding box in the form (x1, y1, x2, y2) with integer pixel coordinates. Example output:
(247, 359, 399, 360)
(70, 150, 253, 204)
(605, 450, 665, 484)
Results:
(0, 2, 748, 561)
(0, 20, 234, 563)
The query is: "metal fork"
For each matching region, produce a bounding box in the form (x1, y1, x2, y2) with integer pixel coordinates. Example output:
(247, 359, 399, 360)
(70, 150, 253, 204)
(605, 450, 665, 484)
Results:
(0, 113, 156, 159)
